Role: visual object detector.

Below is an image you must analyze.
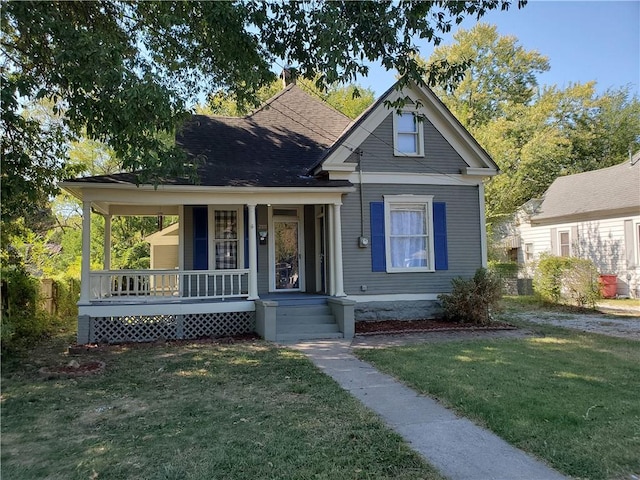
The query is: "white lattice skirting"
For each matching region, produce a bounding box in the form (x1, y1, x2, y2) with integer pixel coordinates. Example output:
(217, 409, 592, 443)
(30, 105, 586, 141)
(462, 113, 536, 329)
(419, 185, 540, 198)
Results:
(90, 312, 256, 343)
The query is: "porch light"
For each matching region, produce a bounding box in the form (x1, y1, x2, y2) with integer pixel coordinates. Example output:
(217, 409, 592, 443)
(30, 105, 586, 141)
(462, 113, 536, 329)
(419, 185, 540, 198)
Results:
(258, 229, 268, 244)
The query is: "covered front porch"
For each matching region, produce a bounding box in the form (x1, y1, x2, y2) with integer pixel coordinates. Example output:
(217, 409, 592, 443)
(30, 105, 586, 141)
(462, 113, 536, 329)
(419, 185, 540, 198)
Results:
(62, 182, 355, 344)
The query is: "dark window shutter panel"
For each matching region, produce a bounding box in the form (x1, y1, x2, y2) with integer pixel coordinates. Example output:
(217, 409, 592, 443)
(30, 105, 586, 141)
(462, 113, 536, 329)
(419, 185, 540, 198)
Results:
(370, 202, 386, 272)
(193, 206, 208, 270)
(244, 207, 249, 269)
(433, 202, 448, 270)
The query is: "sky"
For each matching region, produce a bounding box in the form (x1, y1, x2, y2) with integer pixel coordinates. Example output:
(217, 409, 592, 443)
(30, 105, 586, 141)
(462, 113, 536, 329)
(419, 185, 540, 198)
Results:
(359, 0, 640, 97)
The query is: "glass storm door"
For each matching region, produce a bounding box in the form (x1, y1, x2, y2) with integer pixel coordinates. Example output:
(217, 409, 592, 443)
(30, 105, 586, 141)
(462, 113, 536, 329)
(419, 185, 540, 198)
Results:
(273, 217, 301, 291)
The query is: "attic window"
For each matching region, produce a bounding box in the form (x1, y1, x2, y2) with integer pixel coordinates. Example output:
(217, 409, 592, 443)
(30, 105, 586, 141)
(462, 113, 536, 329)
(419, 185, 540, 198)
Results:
(393, 112, 424, 157)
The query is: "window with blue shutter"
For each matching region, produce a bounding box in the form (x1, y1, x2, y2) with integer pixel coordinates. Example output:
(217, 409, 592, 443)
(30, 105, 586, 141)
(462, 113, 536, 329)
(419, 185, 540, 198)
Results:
(193, 206, 208, 270)
(370, 198, 448, 272)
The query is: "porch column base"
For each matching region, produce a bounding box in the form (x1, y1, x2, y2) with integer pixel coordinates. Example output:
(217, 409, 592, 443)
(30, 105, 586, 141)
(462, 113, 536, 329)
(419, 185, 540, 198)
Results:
(327, 297, 355, 340)
(331, 203, 346, 297)
(255, 300, 278, 342)
(77, 314, 91, 345)
(247, 203, 259, 299)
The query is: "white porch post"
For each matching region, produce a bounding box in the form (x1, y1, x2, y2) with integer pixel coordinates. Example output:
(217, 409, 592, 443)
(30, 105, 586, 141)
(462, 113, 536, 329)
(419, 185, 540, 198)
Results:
(327, 204, 336, 296)
(247, 203, 259, 300)
(80, 201, 92, 304)
(332, 202, 346, 297)
(103, 214, 111, 270)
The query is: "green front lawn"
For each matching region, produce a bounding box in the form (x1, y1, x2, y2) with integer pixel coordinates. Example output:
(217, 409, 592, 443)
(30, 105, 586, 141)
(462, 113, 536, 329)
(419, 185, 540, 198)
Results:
(355, 323, 640, 480)
(2, 337, 442, 480)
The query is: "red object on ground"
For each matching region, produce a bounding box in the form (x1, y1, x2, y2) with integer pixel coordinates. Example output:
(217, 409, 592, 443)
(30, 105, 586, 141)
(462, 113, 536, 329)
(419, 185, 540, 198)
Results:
(599, 274, 617, 299)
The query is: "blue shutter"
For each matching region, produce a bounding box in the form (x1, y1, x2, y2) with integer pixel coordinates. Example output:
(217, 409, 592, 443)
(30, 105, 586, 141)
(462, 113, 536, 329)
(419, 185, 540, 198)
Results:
(433, 202, 448, 270)
(243, 207, 249, 269)
(193, 206, 208, 270)
(370, 202, 386, 272)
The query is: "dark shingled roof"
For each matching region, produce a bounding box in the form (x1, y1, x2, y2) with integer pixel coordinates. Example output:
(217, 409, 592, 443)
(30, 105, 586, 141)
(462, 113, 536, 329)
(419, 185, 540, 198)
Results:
(532, 156, 640, 222)
(66, 85, 353, 188)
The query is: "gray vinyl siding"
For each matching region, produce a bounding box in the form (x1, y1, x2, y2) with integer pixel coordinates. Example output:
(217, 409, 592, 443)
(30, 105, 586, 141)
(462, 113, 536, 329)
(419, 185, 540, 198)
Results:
(357, 113, 468, 174)
(257, 205, 269, 294)
(341, 183, 482, 295)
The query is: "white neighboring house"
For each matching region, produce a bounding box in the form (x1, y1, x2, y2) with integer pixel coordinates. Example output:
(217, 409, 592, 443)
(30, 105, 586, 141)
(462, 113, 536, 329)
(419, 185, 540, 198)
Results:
(510, 154, 640, 298)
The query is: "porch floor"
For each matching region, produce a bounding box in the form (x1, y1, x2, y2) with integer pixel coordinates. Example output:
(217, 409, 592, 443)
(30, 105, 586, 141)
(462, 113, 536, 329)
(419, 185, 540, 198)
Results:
(261, 292, 329, 306)
(88, 292, 329, 307)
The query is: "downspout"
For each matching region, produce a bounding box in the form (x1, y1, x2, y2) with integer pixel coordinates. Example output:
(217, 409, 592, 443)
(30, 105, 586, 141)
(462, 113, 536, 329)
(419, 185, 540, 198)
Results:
(358, 149, 365, 239)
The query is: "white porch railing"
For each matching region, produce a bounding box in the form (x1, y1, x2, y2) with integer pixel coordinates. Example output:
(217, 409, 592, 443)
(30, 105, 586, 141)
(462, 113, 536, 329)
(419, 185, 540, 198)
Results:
(89, 269, 250, 301)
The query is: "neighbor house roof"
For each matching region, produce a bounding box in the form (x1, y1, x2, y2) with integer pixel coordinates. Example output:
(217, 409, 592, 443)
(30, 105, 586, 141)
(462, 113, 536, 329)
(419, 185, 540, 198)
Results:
(64, 84, 353, 188)
(531, 156, 640, 223)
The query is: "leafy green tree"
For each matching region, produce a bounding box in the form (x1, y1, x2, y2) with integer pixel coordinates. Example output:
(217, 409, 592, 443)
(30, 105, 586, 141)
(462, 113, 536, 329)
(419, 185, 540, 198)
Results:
(424, 23, 640, 226)
(198, 77, 375, 120)
(481, 83, 640, 223)
(1, 0, 525, 238)
(425, 23, 549, 127)
(324, 84, 376, 120)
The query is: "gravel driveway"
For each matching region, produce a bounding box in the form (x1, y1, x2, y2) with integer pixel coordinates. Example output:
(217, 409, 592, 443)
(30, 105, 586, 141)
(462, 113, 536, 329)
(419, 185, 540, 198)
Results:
(351, 302, 640, 348)
(508, 304, 640, 340)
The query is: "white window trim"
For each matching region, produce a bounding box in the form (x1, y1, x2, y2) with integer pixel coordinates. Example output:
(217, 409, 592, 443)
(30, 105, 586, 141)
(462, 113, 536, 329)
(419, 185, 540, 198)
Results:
(207, 206, 244, 270)
(524, 242, 534, 262)
(558, 229, 571, 257)
(383, 195, 434, 273)
(392, 111, 425, 157)
(635, 222, 640, 265)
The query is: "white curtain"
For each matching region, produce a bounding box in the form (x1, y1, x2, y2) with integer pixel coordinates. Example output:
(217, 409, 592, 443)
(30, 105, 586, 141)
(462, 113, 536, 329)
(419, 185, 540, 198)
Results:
(389, 209, 427, 268)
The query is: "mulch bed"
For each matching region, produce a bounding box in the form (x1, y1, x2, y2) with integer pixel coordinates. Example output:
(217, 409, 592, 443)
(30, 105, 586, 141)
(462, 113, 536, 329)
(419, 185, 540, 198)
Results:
(68, 333, 261, 355)
(39, 361, 106, 379)
(355, 319, 516, 336)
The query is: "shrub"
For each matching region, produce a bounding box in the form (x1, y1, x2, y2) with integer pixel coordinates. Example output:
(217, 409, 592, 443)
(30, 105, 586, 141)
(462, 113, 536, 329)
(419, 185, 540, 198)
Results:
(562, 259, 600, 307)
(533, 254, 600, 307)
(1, 266, 47, 348)
(438, 268, 503, 325)
(488, 261, 519, 278)
(533, 254, 570, 303)
(1, 268, 79, 351)
(52, 275, 80, 319)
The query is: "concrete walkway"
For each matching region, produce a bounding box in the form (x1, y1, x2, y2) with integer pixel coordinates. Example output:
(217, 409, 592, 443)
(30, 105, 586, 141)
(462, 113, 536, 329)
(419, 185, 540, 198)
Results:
(291, 339, 568, 480)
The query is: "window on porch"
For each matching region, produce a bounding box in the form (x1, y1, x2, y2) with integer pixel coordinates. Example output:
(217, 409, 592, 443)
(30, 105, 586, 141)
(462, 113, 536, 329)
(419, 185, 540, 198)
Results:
(214, 210, 238, 269)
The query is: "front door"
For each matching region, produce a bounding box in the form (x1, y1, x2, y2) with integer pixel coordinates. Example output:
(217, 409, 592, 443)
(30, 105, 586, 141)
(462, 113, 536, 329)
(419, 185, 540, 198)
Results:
(270, 208, 304, 291)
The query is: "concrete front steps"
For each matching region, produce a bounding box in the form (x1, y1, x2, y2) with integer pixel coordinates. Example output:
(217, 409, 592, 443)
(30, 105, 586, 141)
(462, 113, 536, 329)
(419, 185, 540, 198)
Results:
(276, 303, 343, 342)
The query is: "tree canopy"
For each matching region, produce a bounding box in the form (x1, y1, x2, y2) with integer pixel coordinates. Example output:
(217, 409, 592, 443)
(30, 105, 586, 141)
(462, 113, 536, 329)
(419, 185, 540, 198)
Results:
(198, 77, 375, 120)
(424, 24, 640, 227)
(424, 23, 549, 126)
(1, 0, 525, 232)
